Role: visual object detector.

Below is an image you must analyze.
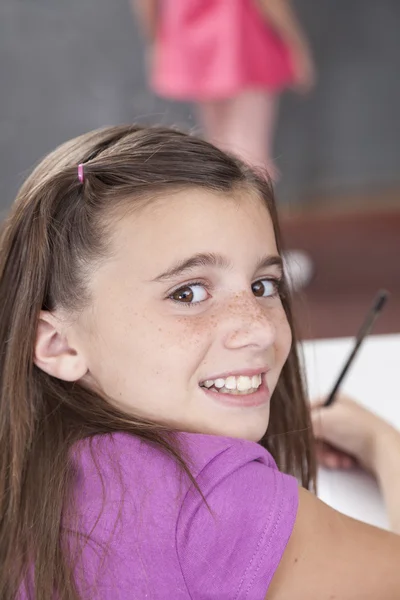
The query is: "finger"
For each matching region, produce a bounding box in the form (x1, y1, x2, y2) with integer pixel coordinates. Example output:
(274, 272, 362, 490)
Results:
(340, 455, 357, 469)
(316, 445, 341, 468)
(324, 453, 341, 469)
(338, 455, 352, 469)
(315, 442, 356, 470)
(315, 440, 334, 456)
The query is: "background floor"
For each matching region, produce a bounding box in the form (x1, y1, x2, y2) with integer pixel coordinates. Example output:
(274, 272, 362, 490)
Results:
(282, 199, 400, 339)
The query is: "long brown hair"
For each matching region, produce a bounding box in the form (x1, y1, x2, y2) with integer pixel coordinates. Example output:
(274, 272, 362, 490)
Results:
(0, 125, 316, 599)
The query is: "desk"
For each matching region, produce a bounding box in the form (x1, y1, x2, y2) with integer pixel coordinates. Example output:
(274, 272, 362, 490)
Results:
(302, 334, 400, 530)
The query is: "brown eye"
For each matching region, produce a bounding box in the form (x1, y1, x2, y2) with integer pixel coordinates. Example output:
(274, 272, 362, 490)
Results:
(169, 283, 208, 304)
(252, 279, 279, 298)
(171, 286, 194, 303)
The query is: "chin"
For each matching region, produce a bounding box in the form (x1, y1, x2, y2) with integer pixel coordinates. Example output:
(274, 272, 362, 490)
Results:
(209, 412, 270, 443)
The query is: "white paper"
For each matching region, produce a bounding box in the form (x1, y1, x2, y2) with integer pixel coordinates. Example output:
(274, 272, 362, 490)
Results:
(301, 334, 400, 530)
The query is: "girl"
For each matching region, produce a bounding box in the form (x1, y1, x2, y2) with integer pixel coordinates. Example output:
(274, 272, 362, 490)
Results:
(0, 125, 399, 599)
(133, 0, 315, 176)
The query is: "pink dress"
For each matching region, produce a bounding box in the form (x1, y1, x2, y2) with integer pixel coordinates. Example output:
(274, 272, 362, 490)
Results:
(152, 0, 295, 101)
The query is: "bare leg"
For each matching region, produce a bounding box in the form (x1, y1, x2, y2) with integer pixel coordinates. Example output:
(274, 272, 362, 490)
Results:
(224, 89, 279, 179)
(200, 90, 280, 180)
(196, 98, 230, 148)
(198, 90, 279, 179)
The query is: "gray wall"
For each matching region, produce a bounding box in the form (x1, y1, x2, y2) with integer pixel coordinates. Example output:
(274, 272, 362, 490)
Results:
(1, 0, 400, 211)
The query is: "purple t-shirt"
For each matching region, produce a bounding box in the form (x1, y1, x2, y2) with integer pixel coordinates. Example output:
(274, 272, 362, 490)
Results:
(24, 433, 299, 598)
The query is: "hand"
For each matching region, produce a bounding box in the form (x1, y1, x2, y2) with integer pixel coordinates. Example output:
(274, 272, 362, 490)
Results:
(289, 41, 316, 94)
(311, 395, 394, 475)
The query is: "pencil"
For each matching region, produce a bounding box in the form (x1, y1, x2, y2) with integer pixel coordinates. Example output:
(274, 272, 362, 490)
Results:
(324, 290, 389, 407)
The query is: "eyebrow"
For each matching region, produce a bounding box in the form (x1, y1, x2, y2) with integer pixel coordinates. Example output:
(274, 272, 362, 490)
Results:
(150, 252, 283, 282)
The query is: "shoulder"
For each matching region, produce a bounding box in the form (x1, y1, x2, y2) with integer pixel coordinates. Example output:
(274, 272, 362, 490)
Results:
(70, 432, 275, 521)
(72, 430, 277, 485)
(71, 430, 294, 518)
(179, 431, 278, 476)
(70, 431, 295, 545)
(70, 432, 298, 599)
(175, 434, 299, 599)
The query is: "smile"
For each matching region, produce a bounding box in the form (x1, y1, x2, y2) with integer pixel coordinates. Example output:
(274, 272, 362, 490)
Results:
(200, 373, 263, 395)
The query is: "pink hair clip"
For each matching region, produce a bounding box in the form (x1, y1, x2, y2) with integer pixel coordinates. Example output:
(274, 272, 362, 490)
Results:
(77, 163, 84, 184)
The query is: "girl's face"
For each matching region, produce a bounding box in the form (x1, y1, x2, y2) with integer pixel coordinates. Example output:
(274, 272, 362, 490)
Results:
(73, 188, 292, 441)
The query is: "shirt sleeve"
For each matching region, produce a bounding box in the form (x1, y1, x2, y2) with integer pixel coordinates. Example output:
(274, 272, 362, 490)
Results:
(176, 442, 299, 600)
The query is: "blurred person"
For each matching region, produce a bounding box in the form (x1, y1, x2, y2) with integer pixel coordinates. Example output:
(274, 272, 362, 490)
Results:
(133, 0, 316, 289)
(133, 0, 315, 178)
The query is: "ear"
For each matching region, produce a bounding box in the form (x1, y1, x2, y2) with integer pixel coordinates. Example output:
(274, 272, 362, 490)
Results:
(34, 311, 88, 381)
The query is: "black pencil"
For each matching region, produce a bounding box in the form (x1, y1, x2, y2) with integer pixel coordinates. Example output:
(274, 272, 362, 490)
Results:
(324, 290, 389, 407)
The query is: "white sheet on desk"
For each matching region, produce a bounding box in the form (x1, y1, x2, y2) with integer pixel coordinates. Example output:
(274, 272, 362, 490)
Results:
(301, 334, 400, 530)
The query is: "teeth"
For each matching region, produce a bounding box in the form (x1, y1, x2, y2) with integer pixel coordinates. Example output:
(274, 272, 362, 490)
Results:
(224, 376, 237, 390)
(201, 373, 262, 394)
(237, 376, 252, 391)
(219, 387, 255, 395)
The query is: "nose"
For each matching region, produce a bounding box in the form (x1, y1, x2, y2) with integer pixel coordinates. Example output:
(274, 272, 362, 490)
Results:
(221, 292, 277, 351)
